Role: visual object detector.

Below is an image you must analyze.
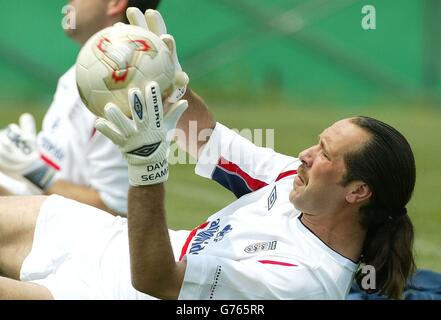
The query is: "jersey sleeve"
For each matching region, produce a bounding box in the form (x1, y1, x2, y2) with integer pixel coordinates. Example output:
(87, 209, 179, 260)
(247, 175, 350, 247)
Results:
(178, 254, 326, 300)
(195, 122, 299, 197)
(86, 131, 129, 215)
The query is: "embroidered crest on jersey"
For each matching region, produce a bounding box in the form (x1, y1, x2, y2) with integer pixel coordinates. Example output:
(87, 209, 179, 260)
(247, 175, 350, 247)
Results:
(128, 142, 161, 157)
(267, 186, 277, 210)
(244, 240, 278, 254)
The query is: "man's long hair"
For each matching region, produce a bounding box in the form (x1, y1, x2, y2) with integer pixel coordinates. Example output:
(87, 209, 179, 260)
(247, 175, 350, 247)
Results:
(342, 116, 416, 299)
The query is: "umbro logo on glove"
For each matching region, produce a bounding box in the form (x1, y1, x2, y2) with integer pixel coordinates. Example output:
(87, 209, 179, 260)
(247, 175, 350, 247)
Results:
(128, 142, 161, 158)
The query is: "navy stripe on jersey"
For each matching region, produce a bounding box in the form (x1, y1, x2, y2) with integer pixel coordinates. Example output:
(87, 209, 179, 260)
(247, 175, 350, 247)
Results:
(212, 157, 298, 198)
(212, 157, 270, 198)
(212, 165, 253, 198)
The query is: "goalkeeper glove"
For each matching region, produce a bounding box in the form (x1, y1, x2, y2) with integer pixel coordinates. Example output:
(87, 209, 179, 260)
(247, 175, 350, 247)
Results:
(95, 82, 188, 186)
(126, 7, 189, 103)
(0, 114, 57, 190)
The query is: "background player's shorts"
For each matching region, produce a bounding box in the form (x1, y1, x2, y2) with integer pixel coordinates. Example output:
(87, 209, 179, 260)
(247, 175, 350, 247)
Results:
(19, 195, 189, 300)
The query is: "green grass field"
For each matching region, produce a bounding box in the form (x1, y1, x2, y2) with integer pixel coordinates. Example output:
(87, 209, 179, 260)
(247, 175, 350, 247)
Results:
(1, 100, 440, 272)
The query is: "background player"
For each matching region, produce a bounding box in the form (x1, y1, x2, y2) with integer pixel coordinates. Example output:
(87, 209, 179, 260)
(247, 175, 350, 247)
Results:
(0, 0, 162, 216)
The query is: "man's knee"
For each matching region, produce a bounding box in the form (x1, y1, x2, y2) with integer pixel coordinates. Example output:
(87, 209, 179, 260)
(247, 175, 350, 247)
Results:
(0, 276, 53, 300)
(0, 196, 44, 243)
(0, 196, 46, 279)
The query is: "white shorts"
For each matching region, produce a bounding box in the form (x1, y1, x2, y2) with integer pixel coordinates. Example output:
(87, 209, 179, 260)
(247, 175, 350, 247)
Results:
(20, 195, 190, 300)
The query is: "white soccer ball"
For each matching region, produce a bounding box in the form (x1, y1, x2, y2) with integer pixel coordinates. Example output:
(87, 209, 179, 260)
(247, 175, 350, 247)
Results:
(75, 24, 176, 118)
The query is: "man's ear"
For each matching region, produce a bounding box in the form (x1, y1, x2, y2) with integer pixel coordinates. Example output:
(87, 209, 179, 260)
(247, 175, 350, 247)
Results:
(107, 0, 129, 17)
(345, 182, 372, 204)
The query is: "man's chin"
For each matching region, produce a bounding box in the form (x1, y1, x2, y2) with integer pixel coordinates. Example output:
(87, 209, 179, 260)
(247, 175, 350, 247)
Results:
(289, 190, 302, 210)
(63, 28, 75, 38)
(63, 28, 83, 43)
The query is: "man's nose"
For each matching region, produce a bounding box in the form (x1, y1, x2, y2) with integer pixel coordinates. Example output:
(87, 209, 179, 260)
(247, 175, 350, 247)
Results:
(298, 146, 316, 167)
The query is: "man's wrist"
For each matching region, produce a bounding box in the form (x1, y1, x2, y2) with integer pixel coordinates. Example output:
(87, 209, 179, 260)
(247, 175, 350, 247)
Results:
(128, 159, 169, 186)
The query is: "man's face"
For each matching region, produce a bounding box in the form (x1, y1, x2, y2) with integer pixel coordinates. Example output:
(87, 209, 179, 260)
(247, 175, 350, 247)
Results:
(64, 0, 110, 45)
(289, 119, 370, 216)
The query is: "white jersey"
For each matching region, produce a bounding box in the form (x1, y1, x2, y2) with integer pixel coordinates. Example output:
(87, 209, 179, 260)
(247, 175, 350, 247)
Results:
(21, 122, 357, 300)
(2, 66, 129, 214)
(178, 122, 358, 299)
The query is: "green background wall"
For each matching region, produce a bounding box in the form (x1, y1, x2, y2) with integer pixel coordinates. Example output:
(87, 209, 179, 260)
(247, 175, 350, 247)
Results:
(0, 0, 439, 106)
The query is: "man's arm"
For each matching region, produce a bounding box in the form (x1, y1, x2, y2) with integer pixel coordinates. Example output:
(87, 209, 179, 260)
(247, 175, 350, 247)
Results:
(174, 88, 216, 159)
(95, 82, 189, 299)
(45, 181, 120, 216)
(128, 184, 186, 299)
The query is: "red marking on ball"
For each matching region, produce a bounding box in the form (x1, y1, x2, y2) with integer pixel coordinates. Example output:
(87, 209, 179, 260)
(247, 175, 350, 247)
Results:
(112, 62, 130, 83)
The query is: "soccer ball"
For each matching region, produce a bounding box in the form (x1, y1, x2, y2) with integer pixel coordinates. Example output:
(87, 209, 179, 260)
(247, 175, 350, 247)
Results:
(75, 24, 176, 119)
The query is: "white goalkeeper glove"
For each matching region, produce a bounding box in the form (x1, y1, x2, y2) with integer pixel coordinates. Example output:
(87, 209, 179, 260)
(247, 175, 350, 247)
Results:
(0, 114, 57, 190)
(126, 7, 189, 103)
(95, 82, 188, 186)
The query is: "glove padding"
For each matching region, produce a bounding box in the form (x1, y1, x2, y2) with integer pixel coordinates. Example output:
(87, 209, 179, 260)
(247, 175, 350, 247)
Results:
(0, 114, 57, 190)
(126, 7, 189, 103)
(95, 82, 188, 186)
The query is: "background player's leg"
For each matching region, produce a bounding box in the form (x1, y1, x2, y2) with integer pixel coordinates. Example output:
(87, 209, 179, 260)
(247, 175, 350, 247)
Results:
(0, 196, 46, 279)
(0, 276, 53, 299)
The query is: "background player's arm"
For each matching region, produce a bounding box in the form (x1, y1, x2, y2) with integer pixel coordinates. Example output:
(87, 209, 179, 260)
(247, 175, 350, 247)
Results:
(128, 184, 186, 299)
(45, 181, 119, 216)
(0, 185, 12, 196)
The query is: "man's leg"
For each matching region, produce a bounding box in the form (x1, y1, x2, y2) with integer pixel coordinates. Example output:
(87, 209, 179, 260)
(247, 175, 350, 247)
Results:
(0, 276, 53, 300)
(0, 196, 46, 279)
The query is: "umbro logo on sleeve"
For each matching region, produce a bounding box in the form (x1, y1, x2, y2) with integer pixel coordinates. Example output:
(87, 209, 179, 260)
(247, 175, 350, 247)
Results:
(267, 186, 277, 210)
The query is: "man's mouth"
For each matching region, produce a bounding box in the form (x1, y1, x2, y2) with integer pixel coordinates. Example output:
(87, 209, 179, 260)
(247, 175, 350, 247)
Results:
(297, 166, 307, 186)
(295, 174, 305, 186)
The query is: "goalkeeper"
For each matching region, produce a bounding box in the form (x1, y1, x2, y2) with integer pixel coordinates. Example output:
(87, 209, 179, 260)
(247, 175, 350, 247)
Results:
(0, 9, 416, 300)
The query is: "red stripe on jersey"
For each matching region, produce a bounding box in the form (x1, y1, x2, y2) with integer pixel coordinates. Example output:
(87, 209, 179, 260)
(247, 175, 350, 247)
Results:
(179, 221, 209, 261)
(276, 170, 297, 182)
(91, 127, 97, 139)
(217, 157, 268, 191)
(258, 260, 297, 267)
(40, 154, 61, 171)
